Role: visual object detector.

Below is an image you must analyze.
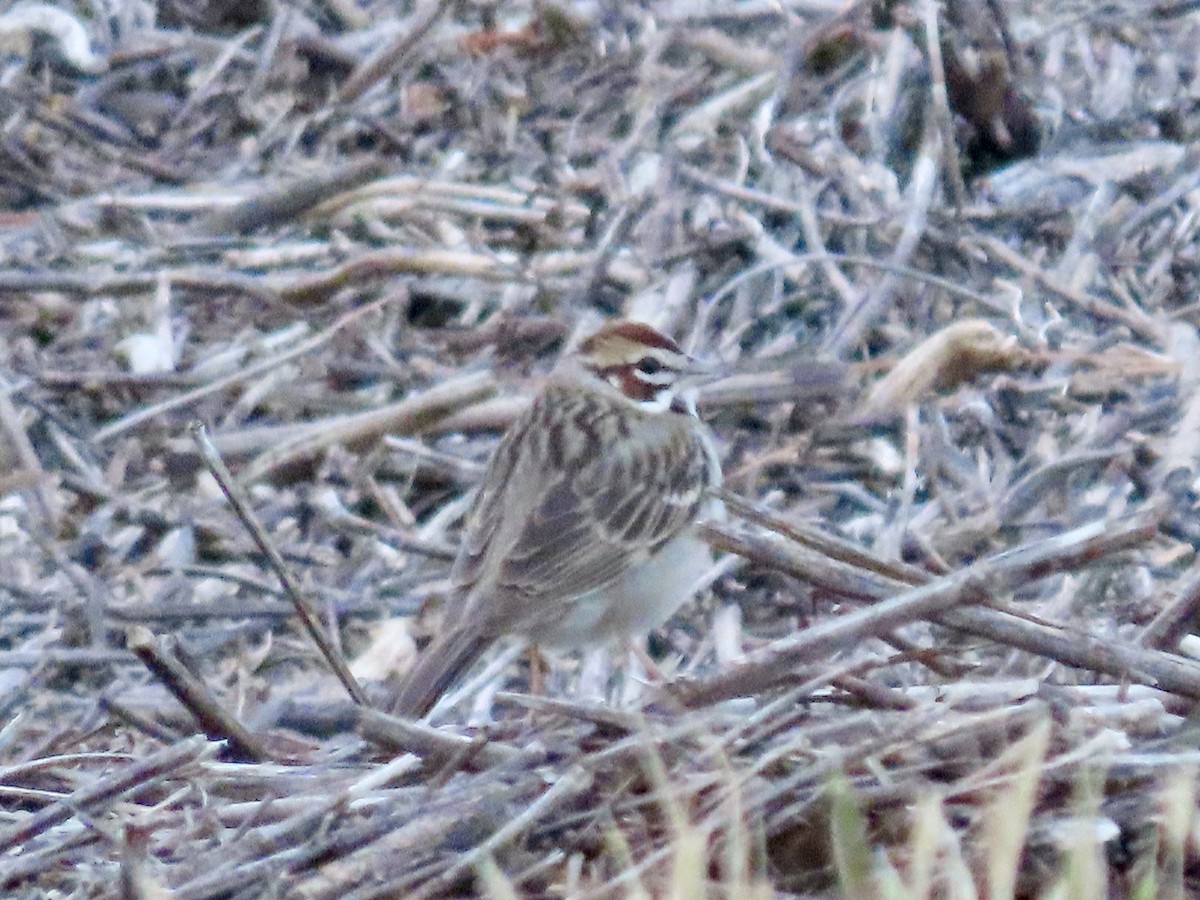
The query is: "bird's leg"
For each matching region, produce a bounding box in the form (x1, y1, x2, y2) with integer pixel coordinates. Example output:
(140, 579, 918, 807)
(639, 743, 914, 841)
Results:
(579, 646, 612, 701)
(616, 639, 674, 707)
(628, 639, 668, 683)
(527, 644, 547, 695)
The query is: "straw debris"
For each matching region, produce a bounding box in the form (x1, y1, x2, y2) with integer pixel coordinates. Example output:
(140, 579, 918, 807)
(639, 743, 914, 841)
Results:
(3, 0, 1200, 896)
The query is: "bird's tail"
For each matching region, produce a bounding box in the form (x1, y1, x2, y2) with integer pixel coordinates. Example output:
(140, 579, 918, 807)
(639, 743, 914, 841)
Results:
(391, 626, 493, 718)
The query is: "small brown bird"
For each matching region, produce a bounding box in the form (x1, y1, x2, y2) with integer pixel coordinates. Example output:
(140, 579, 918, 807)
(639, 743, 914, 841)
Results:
(393, 320, 723, 717)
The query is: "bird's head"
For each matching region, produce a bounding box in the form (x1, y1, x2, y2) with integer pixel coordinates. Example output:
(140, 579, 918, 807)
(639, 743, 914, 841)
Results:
(575, 320, 715, 413)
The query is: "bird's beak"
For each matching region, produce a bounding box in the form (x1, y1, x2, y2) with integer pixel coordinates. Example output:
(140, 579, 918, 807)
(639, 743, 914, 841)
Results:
(680, 355, 731, 386)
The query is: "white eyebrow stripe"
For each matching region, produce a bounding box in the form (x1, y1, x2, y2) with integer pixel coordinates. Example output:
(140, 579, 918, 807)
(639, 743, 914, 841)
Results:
(633, 370, 677, 386)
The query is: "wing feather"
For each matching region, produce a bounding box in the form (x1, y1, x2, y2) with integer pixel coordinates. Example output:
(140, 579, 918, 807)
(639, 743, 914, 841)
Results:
(452, 382, 714, 634)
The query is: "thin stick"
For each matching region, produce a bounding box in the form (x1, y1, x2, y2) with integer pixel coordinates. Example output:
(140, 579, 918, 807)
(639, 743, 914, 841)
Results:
(238, 370, 495, 482)
(190, 423, 369, 706)
(685, 508, 1197, 704)
(410, 767, 590, 900)
(921, 0, 969, 207)
(1139, 566, 1200, 650)
(93, 298, 389, 443)
(0, 379, 58, 534)
(357, 708, 521, 769)
(126, 626, 269, 762)
(98, 694, 182, 744)
(273, 248, 518, 304)
(202, 158, 386, 234)
(671, 549, 995, 705)
(716, 488, 924, 584)
(825, 134, 939, 355)
(975, 235, 1162, 342)
(0, 736, 212, 855)
(337, 0, 451, 104)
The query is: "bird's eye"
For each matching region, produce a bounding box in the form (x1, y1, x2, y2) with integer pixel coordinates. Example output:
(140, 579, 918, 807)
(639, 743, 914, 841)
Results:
(636, 356, 664, 375)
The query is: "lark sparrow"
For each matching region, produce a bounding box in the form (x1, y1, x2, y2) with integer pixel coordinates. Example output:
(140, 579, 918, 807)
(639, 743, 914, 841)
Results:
(392, 320, 723, 717)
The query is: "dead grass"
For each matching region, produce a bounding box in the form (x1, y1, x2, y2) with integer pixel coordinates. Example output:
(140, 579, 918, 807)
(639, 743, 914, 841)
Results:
(2, 0, 1200, 896)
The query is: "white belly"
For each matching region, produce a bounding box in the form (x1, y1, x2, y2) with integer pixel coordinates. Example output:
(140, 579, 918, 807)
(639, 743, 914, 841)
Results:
(527, 527, 714, 649)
